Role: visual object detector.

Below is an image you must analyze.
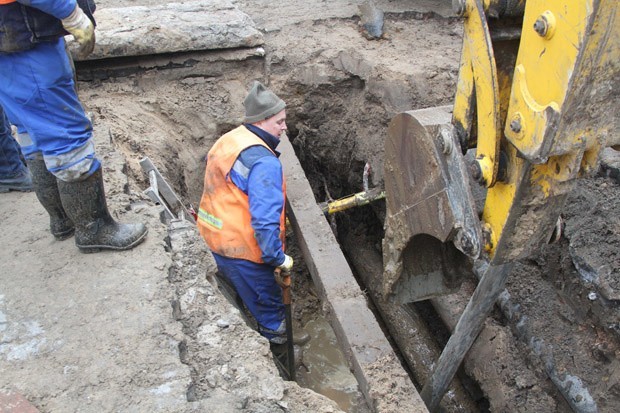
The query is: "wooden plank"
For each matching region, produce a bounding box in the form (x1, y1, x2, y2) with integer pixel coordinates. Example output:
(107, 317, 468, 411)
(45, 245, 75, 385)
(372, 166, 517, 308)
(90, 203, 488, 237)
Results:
(279, 134, 428, 413)
(420, 262, 514, 411)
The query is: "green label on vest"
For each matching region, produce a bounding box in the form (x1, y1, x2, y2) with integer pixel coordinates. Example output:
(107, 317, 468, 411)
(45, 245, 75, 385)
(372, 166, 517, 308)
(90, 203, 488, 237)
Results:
(198, 208, 223, 230)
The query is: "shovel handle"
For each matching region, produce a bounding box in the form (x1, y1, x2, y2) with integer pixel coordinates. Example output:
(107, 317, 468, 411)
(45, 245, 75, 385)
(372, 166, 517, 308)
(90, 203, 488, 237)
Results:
(274, 268, 292, 304)
(274, 267, 295, 380)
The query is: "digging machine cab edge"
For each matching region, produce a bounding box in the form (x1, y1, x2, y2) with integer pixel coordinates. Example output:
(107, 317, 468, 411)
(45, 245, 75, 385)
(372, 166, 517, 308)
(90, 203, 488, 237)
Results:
(381, 0, 619, 410)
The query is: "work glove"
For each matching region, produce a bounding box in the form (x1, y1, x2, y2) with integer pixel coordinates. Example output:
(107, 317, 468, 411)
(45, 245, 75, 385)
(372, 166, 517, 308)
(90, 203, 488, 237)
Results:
(62, 5, 95, 59)
(277, 254, 294, 274)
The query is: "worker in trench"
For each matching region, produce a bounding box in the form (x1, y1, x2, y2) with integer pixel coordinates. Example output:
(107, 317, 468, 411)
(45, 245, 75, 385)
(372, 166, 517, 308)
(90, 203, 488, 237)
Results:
(197, 81, 310, 354)
(0, 0, 147, 252)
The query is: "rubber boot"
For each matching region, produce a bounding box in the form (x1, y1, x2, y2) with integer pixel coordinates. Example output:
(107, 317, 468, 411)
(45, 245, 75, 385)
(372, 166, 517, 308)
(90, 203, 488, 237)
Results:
(293, 331, 311, 346)
(26, 159, 75, 240)
(0, 168, 32, 193)
(57, 167, 147, 253)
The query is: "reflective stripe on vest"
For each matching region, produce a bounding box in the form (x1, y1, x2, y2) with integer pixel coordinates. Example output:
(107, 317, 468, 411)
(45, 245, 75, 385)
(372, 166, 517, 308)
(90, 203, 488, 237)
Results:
(197, 125, 286, 264)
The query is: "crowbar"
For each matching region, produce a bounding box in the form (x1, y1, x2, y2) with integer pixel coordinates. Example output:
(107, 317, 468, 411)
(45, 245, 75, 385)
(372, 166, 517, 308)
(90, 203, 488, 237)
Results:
(275, 268, 295, 380)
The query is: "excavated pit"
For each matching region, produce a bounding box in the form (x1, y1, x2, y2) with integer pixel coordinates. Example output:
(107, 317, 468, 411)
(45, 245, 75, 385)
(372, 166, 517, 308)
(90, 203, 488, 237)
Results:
(72, 6, 619, 413)
(79, 62, 618, 413)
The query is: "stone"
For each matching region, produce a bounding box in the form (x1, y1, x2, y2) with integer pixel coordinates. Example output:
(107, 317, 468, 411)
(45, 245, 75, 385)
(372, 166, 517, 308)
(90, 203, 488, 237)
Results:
(73, 1, 264, 61)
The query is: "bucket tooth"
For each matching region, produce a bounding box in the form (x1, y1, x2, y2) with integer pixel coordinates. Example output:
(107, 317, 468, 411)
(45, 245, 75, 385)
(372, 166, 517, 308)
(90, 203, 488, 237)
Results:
(382, 107, 482, 303)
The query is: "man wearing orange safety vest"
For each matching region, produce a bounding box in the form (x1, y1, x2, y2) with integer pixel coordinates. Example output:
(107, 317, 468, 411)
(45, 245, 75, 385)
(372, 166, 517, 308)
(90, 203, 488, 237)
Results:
(0, 0, 147, 252)
(198, 81, 298, 345)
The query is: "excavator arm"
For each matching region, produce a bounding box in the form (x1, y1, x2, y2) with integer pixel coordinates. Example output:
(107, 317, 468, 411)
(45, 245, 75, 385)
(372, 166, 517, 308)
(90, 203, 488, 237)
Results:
(482, 0, 619, 264)
(382, 0, 619, 410)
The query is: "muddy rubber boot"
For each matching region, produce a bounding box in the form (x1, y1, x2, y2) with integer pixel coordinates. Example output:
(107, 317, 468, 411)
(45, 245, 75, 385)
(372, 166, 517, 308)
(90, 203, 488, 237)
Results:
(57, 167, 147, 253)
(26, 159, 75, 240)
(0, 168, 32, 193)
(293, 331, 311, 346)
(269, 342, 290, 378)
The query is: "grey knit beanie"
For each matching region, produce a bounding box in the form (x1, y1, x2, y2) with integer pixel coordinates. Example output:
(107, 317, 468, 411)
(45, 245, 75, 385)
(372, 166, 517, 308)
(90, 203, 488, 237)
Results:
(243, 81, 286, 123)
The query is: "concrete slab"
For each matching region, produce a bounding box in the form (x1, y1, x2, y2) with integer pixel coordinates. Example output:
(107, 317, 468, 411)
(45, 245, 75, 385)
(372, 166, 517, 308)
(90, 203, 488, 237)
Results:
(280, 134, 428, 413)
(74, 0, 263, 61)
(235, 0, 455, 32)
(0, 128, 191, 412)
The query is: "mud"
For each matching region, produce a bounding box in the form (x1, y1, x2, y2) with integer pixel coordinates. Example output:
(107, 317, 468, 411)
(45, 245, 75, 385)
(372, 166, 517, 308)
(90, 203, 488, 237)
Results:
(1, 1, 618, 412)
(297, 317, 366, 412)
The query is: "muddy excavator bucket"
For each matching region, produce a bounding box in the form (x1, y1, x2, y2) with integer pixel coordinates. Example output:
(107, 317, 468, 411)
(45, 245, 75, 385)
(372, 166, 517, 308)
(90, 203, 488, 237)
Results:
(382, 106, 482, 303)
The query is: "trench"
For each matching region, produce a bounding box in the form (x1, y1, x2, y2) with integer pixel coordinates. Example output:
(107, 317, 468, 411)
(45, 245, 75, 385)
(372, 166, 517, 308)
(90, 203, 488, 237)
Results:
(284, 89, 490, 412)
(281, 69, 619, 413)
(76, 53, 522, 411)
(75, 12, 619, 410)
(76, 53, 382, 412)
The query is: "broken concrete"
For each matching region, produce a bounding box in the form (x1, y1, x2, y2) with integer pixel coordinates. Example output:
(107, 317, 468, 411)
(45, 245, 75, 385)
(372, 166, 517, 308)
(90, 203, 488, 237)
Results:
(0, 126, 345, 413)
(165, 220, 344, 412)
(0, 129, 192, 412)
(73, 1, 264, 61)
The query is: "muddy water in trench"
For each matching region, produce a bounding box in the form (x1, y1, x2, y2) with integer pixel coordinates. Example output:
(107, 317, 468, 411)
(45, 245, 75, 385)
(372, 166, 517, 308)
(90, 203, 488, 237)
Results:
(296, 317, 370, 413)
(218, 270, 368, 412)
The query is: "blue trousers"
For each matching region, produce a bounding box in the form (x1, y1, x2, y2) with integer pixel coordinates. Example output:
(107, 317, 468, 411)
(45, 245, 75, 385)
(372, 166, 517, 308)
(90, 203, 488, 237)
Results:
(0, 105, 26, 179)
(213, 253, 286, 342)
(0, 38, 99, 182)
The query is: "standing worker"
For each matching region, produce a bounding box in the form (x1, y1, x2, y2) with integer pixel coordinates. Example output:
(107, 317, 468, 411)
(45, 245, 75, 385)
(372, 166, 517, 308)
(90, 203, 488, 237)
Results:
(197, 81, 308, 348)
(0, 105, 32, 193)
(0, 0, 147, 251)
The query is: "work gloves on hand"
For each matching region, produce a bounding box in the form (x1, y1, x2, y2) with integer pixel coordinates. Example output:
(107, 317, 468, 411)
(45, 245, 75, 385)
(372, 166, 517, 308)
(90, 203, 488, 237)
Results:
(277, 254, 294, 274)
(274, 255, 293, 288)
(62, 5, 95, 58)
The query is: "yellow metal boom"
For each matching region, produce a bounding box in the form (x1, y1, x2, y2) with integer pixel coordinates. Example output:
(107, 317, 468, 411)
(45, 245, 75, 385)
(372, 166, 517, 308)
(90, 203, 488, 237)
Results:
(382, 0, 619, 410)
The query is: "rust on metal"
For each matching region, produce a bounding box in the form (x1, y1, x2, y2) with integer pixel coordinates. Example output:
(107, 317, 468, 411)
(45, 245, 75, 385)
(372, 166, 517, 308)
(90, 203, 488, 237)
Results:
(382, 106, 481, 303)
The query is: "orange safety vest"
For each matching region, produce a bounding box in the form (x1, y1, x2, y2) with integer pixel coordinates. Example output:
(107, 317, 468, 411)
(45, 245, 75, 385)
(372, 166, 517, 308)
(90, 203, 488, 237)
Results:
(197, 125, 286, 264)
(0, 0, 17, 4)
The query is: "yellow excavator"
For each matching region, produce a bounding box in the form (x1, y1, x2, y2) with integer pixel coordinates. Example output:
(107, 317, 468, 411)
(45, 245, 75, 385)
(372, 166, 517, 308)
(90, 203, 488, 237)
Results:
(378, 0, 618, 411)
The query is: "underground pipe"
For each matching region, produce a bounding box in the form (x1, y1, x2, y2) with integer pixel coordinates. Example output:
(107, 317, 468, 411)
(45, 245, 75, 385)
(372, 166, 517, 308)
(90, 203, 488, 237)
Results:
(342, 232, 480, 412)
(431, 263, 597, 413)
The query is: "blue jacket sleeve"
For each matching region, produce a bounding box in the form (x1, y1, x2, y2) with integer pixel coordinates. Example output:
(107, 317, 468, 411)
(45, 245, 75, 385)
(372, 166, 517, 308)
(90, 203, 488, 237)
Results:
(16, 0, 77, 20)
(246, 156, 286, 267)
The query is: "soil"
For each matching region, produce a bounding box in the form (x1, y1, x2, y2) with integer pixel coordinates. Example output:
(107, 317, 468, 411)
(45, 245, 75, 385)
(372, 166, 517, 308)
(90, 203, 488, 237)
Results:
(1, 1, 618, 412)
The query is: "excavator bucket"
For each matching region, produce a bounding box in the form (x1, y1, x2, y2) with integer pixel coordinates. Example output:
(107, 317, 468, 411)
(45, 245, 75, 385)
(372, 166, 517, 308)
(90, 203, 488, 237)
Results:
(382, 106, 482, 303)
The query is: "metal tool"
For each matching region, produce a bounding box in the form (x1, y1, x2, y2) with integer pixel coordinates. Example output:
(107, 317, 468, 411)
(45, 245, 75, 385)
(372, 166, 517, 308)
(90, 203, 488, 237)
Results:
(274, 268, 295, 381)
(140, 157, 196, 224)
